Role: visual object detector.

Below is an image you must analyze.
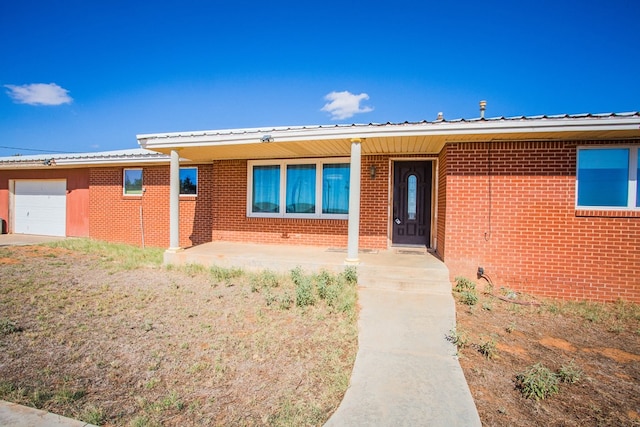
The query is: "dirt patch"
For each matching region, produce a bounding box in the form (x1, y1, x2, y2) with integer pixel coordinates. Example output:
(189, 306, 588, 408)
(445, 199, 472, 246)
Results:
(0, 245, 358, 426)
(539, 336, 577, 352)
(582, 347, 640, 363)
(455, 286, 640, 426)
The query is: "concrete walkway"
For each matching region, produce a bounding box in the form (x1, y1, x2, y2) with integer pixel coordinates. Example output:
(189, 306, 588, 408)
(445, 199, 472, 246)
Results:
(0, 401, 96, 427)
(170, 242, 482, 426)
(0, 234, 66, 247)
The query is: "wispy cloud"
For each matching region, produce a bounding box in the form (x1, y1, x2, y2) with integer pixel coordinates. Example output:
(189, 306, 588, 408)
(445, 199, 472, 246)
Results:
(321, 90, 373, 120)
(4, 83, 73, 106)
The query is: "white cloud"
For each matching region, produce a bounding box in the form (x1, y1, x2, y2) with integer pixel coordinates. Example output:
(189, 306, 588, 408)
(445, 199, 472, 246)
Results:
(321, 90, 373, 120)
(4, 83, 73, 106)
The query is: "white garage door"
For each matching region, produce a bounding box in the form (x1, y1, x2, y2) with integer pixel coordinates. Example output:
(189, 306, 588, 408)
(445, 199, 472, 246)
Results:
(14, 180, 67, 236)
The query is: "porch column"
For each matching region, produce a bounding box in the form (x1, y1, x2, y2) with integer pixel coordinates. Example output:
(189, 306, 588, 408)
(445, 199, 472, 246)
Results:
(167, 149, 181, 252)
(346, 138, 362, 264)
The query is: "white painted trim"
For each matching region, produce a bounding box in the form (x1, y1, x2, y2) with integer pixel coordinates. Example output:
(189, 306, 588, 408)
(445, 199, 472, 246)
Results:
(576, 145, 640, 210)
(246, 157, 351, 220)
(179, 166, 198, 196)
(138, 115, 640, 149)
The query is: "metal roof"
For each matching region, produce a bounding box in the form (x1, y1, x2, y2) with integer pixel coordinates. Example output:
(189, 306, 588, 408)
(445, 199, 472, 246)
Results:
(137, 111, 640, 161)
(0, 148, 169, 168)
(137, 111, 640, 140)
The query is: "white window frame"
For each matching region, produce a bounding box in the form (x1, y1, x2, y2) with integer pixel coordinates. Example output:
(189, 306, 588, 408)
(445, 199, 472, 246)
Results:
(123, 168, 143, 196)
(180, 166, 198, 196)
(247, 158, 350, 219)
(576, 145, 639, 210)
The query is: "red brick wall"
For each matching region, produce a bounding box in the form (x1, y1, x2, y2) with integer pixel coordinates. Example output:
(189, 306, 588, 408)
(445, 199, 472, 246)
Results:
(442, 140, 640, 302)
(211, 157, 389, 249)
(436, 147, 448, 259)
(89, 164, 213, 248)
(0, 169, 89, 237)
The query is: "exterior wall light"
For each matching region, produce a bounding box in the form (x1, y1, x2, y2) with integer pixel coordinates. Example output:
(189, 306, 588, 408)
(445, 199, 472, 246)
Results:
(369, 164, 377, 179)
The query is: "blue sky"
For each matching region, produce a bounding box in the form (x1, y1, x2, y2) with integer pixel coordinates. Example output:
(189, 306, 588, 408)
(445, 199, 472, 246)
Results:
(1, 0, 638, 157)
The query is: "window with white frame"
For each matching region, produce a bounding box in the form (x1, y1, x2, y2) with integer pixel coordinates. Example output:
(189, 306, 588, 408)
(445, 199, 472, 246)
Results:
(248, 159, 350, 218)
(123, 168, 143, 195)
(576, 146, 639, 209)
(180, 167, 198, 195)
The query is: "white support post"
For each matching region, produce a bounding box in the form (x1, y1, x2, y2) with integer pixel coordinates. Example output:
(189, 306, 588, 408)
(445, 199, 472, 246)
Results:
(167, 149, 182, 252)
(346, 138, 362, 264)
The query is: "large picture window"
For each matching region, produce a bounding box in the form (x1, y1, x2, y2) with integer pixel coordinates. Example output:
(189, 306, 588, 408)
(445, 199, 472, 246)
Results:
(123, 168, 143, 195)
(248, 159, 350, 218)
(180, 167, 198, 195)
(577, 146, 639, 209)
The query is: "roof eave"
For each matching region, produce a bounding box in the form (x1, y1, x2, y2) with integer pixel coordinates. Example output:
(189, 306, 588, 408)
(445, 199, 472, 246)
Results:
(137, 116, 640, 150)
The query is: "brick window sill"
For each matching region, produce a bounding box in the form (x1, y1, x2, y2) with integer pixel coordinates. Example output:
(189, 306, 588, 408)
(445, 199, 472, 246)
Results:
(575, 209, 640, 218)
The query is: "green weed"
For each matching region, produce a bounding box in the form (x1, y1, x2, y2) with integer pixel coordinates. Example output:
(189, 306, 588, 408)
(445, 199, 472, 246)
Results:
(0, 318, 21, 336)
(478, 337, 498, 360)
(557, 360, 583, 384)
(516, 363, 559, 400)
(446, 327, 469, 351)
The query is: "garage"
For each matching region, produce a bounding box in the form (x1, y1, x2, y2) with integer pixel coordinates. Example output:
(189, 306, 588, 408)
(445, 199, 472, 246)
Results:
(14, 180, 67, 236)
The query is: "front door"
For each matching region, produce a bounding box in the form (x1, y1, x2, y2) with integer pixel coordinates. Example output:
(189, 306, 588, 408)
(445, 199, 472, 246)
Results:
(392, 161, 432, 246)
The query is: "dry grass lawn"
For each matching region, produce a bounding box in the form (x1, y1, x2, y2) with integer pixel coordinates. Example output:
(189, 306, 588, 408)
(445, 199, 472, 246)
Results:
(0, 240, 358, 426)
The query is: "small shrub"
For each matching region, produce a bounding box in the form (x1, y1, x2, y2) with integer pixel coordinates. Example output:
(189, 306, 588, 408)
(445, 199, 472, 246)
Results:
(279, 292, 293, 310)
(516, 363, 559, 400)
(0, 318, 21, 336)
(342, 266, 358, 285)
(454, 276, 476, 292)
(446, 328, 469, 350)
(459, 290, 478, 306)
(316, 270, 333, 300)
(295, 276, 316, 308)
(250, 270, 280, 292)
(264, 289, 276, 306)
(505, 322, 516, 333)
(290, 266, 304, 286)
(557, 360, 583, 384)
(478, 338, 498, 360)
(80, 405, 106, 425)
(454, 277, 478, 306)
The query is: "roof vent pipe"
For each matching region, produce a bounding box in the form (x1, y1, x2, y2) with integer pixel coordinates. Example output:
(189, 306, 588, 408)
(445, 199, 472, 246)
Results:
(479, 100, 487, 120)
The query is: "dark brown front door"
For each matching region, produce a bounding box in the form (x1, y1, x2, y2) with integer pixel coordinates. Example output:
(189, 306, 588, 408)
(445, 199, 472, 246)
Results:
(392, 161, 432, 246)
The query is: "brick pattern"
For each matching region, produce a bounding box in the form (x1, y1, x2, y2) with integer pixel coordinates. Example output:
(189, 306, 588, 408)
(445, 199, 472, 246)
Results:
(442, 140, 640, 302)
(211, 157, 390, 248)
(436, 147, 447, 259)
(89, 165, 213, 248)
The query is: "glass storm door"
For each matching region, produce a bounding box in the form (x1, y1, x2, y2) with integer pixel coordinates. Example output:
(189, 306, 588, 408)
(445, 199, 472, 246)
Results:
(392, 161, 432, 246)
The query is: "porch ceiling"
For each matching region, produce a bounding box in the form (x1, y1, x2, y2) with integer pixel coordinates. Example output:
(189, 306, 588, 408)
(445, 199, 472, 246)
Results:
(137, 114, 640, 162)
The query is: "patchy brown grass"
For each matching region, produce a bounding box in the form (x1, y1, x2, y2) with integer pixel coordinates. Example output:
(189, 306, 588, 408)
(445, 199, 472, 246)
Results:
(0, 242, 358, 426)
(454, 277, 640, 426)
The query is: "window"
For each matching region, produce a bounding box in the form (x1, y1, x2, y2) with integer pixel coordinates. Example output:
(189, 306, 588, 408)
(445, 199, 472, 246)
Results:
(248, 159, 350, 218)
(123, 168, 143, 195)
(322, 163, 350, 214)
(180, 167, 198, 195)
(576, 146, 639, 209)
(286, 164, 316, 213)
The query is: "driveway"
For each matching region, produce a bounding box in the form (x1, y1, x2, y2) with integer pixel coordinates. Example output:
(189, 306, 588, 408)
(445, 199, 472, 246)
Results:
(0, 234, 66, 247)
